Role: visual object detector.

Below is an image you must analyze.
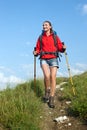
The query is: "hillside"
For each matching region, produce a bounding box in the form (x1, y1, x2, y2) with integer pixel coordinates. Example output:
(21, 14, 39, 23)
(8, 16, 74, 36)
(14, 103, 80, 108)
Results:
(40, 81, 87, 130)
(0, 72, 87, 130)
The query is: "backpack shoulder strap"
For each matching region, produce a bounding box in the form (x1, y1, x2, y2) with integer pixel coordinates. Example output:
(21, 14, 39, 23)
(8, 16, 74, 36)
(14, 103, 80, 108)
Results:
(39, 34, 43, 50)
(52, 32, 58, 49)
(53, 31, 62, 62)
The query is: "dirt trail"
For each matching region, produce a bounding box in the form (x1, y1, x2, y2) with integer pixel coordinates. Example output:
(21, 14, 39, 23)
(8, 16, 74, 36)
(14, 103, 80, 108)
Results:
(40, 82, 87, 130)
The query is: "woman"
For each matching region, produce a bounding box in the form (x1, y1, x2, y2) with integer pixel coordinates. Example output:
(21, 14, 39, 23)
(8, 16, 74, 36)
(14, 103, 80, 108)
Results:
(33, 21, 66, 108)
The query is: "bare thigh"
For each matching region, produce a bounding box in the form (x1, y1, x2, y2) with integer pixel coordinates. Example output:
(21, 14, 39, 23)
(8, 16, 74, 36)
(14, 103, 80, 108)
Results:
(41, 64, 50, 78)
(50, 67, 58, 79)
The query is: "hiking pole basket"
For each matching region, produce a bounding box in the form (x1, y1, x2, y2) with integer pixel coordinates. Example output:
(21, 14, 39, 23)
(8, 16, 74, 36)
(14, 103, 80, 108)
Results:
(62, 43, 76, 95)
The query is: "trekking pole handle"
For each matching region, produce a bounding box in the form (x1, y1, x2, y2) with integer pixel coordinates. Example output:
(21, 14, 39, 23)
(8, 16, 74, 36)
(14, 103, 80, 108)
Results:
(62, 42, 64, 45)
(62, 42, 67, 53)
(34, 47, 38, 57)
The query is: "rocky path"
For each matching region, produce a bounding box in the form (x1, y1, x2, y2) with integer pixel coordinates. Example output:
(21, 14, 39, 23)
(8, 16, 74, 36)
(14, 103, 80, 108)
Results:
(40, 82, 87, 130)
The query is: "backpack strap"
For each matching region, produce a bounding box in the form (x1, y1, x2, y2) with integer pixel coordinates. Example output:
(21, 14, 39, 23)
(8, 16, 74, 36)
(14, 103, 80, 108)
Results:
(39, 34, 43, 51)
(53, 32, 58, 49)
(53, 33, 62, 61)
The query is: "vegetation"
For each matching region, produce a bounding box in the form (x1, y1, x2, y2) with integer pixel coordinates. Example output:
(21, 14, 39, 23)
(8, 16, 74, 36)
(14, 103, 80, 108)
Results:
(0, 80, 44, 130)
(56, 76, 68, 84)
(62, 72, 87, 122)
(0, 72, 87, 129)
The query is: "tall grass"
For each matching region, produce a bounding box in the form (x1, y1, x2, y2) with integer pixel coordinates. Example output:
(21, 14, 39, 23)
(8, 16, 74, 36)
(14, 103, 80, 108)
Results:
(62, 72, 87, 122)
(0, 72, 87, 129)
(0, 80, 44, 130)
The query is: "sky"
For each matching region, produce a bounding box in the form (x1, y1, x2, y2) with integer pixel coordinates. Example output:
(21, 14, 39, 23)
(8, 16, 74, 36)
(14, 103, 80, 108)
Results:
(0, 0, 87, 90)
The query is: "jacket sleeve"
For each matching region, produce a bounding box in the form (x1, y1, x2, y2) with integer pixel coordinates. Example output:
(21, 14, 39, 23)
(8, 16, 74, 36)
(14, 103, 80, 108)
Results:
(35, 37, 41, 55)
(56, 35, 65, 53)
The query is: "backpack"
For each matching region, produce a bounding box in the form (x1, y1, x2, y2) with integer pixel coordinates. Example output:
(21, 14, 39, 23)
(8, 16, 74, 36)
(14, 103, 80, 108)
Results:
(39, 31, 62, 61)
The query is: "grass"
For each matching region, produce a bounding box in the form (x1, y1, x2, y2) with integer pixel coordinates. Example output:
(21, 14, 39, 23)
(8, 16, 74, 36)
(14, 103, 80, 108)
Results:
(0, 80, 44, 130)
(62, 72, 87, 122)
(0, 72, 87, 129)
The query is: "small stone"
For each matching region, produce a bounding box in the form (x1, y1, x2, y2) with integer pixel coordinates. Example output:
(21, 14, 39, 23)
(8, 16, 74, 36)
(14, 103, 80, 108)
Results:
(66, 101, 71, 105)
(68, 123, 71, 126)
(40, 116, 43, 119)
(53, 115, 69, 123)
(60, 88, 64, 91)
(60, 109, 64, 112)
(49, 111, 52, 114)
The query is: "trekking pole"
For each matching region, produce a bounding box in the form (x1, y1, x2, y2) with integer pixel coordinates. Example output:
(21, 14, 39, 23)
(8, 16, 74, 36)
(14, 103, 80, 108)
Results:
(34, 47, 36, 93)
(62, 42, 76, 95)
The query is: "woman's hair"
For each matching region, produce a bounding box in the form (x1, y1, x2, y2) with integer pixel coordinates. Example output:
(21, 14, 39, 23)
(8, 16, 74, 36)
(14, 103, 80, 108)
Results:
(43, 20, 53, 33)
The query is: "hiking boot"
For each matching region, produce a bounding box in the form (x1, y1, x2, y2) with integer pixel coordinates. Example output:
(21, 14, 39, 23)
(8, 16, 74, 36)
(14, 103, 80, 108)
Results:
(43, 89, 50, 103)
(49, 96, 55, 108)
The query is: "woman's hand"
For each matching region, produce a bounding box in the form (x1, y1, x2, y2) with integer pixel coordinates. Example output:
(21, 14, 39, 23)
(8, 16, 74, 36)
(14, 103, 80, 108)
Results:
(33, 50, 38, 56)
(63, 44, 66, 49)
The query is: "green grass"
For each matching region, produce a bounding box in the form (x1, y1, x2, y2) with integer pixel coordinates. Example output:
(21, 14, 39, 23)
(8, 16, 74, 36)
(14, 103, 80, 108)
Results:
(0, 80, 44, 130)
(62, 72, 87, 122)
(56, 76, 68, 84)
(0, 72, 87, 129)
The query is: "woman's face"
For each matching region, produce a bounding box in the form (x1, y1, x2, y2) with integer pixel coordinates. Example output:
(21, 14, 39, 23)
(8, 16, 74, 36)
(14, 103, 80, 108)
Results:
(43, 22, 51, 32)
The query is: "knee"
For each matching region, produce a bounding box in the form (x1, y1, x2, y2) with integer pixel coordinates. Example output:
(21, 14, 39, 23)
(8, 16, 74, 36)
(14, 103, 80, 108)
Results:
(44, 75, 50, 81)
(50, 75, 56, 81)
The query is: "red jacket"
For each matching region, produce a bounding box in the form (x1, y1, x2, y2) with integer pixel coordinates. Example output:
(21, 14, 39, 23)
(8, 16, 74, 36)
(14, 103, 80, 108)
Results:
(36, 32, 64, 59)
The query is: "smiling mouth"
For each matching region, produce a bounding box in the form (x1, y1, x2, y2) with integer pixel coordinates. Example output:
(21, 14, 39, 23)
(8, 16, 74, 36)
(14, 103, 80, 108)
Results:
(43, 28, 47, 30)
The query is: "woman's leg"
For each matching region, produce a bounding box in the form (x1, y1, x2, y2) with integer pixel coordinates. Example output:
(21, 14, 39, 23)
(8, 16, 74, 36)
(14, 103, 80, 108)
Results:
(41, 63, 50, 90)
(50, 67, 58, 96)
(48, 66, 58, 108)
(41, 63, 51, 102)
